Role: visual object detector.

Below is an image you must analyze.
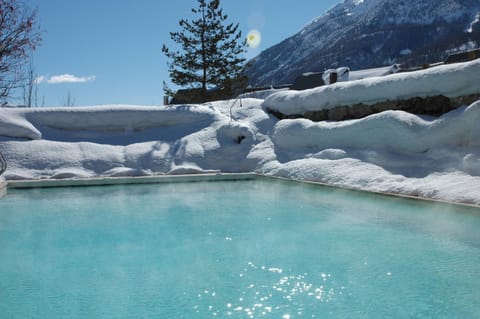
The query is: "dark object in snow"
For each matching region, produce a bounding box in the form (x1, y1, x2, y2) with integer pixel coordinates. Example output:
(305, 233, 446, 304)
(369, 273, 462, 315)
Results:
(236, 135, 245, 144)
(444, 49, 480, 64)
(170, 87, 227, 104)
(291, 72, 325, 90)
(323, 67, 350, 84)
(329, 72, 338, 84)
(266, 93, 480, 122)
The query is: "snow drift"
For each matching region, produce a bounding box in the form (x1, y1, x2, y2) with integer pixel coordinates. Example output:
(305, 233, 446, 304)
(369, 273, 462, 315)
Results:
(272, 103, 480, 154)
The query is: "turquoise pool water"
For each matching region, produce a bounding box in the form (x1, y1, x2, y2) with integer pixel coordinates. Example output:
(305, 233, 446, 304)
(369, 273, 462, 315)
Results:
(0, 179, 479, 319)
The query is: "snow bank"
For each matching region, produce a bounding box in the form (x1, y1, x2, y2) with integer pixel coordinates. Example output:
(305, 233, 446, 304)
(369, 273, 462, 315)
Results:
(263, 59, 480, 115)
(0, 104, 221, 140)
(0, 101, 264, 180)
(0, 109, 41, 140)
(1, 66, 480, 205)
(273, 101, 480, 154)
(265, 101, 480, 204)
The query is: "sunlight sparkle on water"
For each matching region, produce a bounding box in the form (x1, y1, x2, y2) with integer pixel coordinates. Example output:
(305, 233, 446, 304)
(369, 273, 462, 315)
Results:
(194, 261, 339, 317)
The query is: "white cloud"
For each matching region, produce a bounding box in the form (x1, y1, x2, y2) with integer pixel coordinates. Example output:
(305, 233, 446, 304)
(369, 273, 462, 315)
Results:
(34, 75, 46, 84)
(36, 74, 96, 84)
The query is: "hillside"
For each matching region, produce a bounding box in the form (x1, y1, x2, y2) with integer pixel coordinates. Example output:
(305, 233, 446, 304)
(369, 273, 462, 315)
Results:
(245, 0, 480, 86)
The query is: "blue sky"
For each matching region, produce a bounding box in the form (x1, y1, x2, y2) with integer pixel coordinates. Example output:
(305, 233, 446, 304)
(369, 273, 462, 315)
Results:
(25, 0, 340, 106)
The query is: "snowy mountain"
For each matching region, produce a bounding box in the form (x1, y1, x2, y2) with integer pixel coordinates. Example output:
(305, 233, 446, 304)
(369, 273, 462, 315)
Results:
(245, 0, 480, 86)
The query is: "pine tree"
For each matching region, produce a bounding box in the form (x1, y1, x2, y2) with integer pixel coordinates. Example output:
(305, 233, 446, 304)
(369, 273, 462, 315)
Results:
(162, 0, 247, 102)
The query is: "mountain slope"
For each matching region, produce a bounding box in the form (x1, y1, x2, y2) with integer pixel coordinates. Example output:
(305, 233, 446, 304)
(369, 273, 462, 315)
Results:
(245, 0, 480, 86)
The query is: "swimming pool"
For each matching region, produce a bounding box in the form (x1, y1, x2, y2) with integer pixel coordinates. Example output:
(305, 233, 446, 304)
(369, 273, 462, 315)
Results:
(0, 179, 479, 318)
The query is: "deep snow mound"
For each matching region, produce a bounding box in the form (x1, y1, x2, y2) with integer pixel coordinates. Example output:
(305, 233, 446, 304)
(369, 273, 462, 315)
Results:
(273, 101, 480, 154)
(263, 59, 480, 116)
(0, 104, 222, 141)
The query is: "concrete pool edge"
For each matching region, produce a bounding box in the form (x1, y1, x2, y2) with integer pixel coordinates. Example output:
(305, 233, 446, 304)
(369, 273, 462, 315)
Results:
(6, 173, 257, 189)
(261, 175, 480, 210)
(4, 173, 480, 209)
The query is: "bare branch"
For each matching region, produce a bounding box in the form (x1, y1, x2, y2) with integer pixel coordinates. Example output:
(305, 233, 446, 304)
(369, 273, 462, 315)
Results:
(0, 0, 42, 103)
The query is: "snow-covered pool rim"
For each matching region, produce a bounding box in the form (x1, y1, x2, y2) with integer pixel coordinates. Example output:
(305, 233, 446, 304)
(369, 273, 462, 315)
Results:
(4, 173, 480, 210)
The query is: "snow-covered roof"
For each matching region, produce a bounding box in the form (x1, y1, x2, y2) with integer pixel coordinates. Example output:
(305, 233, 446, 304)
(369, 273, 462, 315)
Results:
(348, 64, 400, 81)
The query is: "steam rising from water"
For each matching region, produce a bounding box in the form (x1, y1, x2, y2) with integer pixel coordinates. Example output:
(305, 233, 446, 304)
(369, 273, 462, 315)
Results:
(1, 181, 479, 318)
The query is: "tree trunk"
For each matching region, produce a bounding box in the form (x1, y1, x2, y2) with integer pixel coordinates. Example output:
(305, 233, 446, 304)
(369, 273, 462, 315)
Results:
(201, 4, 207, 98)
